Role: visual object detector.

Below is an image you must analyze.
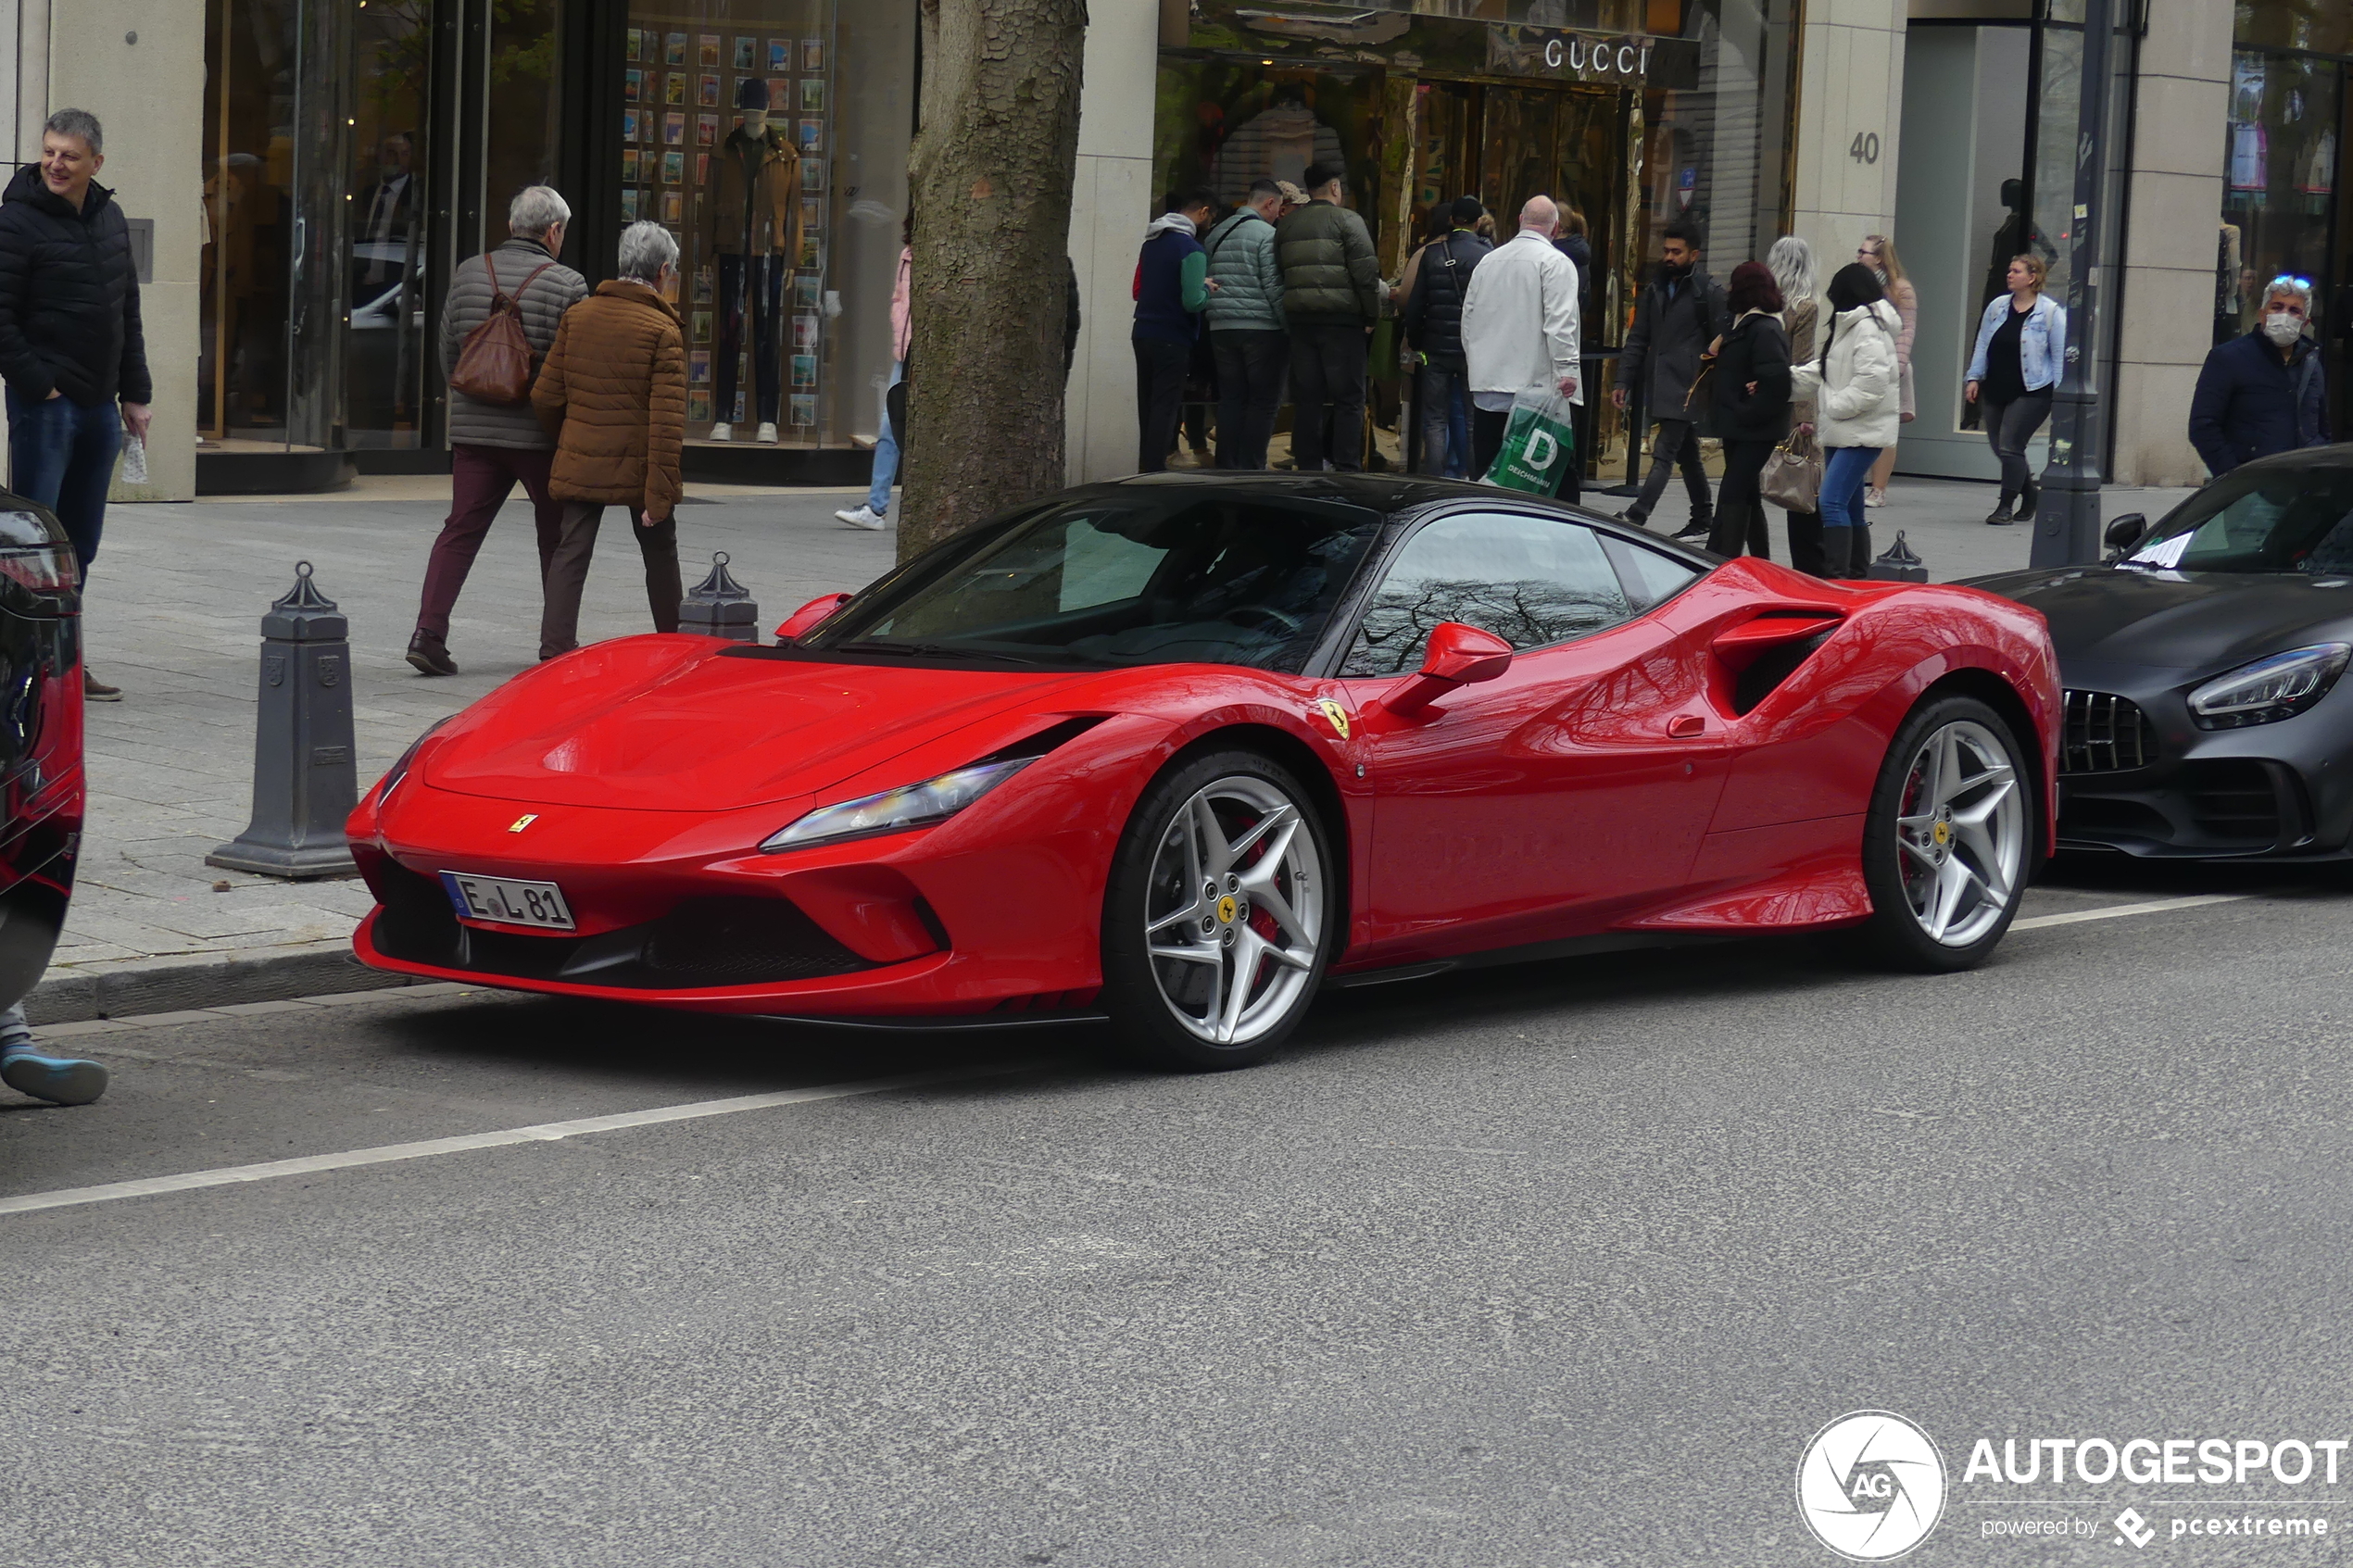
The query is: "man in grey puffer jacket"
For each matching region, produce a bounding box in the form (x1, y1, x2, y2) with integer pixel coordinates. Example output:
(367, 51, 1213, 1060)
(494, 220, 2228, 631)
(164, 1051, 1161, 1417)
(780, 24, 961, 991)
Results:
(408, 185, 588, 675)
(1202, 178, 1286, 469)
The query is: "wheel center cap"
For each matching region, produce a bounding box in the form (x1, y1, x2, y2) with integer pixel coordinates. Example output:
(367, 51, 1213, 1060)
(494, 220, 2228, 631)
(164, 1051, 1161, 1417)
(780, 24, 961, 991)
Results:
(1216, 894, 1239, 925)
(1931, 819, 1951, 847)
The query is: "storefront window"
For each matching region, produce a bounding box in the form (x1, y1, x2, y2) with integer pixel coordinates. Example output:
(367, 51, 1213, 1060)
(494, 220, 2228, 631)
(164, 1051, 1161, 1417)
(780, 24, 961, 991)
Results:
(2219, 48, 2338, 344)
(199, 0, 426, 454)
(620, 1, 912, 448)
(344, 0, 432, 449)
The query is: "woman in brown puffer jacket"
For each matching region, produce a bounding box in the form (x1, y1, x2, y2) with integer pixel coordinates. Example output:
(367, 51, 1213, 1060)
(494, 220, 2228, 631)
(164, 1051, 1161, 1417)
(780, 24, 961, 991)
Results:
(530, 220, 686, 661)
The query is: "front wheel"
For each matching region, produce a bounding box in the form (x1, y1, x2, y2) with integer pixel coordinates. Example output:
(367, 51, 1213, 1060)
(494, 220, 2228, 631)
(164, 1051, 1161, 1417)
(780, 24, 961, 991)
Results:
(1100, 750, 1334, 1071)
(1854, 695, 2034, 972)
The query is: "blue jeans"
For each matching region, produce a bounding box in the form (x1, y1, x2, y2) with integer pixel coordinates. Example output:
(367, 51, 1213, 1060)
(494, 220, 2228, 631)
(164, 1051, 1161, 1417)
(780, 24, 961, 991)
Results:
(1416, 364, 1471, 478)
(6, 389, 120, 578)
(1819, 444, 1881, 579)
(867, 359, 904, 514)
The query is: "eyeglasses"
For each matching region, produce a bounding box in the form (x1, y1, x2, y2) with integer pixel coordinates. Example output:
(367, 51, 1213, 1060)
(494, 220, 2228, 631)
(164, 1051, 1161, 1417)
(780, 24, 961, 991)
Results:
(2270, 274, 2313, 291)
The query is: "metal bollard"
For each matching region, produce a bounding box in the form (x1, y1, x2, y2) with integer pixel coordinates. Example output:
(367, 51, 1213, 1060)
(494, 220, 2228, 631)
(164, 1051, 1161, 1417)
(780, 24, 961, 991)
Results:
(207, 561, 359, 878)
(680, 550, 760, 643)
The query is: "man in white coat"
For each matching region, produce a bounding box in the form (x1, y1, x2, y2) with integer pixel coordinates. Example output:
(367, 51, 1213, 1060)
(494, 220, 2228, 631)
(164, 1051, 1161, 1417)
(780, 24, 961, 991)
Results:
(1460, 194, 1581, 496)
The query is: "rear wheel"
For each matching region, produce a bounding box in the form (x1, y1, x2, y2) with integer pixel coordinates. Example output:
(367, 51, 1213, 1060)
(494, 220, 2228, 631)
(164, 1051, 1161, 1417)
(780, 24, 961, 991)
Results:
(1101, 750, 1333, 1071)
(1855, 695, 2033, 972)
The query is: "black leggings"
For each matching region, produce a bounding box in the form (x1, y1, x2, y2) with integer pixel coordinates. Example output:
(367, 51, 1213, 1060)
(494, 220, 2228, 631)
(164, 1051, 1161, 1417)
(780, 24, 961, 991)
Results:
(1984, 392, 2052, 505)
(1710, 438, 1775, 558)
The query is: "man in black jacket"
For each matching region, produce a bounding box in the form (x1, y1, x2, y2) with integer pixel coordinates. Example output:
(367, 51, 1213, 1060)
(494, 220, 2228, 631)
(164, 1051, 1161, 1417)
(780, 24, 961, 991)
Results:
(1401, 196, 1491, 477)
(0, 108, 150, 702)
(1613, 220, 1729, 539)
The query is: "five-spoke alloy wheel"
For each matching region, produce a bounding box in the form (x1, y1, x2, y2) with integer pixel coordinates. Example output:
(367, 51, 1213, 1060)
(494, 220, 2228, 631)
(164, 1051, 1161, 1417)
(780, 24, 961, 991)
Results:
(1102, 750, 1333, 1070)
(1857, 695, 2036, 971)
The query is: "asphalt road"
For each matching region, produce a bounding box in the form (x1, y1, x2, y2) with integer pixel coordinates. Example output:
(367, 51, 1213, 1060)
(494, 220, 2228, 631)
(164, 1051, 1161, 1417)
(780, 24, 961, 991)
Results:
(3, 859, 2349, 1567)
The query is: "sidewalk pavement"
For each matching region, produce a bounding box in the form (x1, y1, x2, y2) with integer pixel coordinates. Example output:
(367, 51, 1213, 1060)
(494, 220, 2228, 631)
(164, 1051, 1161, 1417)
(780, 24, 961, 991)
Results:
(34, 478, 894, 1022)
(29, 468, 2196, 1022)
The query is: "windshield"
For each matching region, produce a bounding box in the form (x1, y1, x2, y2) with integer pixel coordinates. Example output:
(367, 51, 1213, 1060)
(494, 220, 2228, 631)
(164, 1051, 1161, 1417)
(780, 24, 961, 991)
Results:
(2124, 466, 2353, 574)
(802, 493, 1384, 671)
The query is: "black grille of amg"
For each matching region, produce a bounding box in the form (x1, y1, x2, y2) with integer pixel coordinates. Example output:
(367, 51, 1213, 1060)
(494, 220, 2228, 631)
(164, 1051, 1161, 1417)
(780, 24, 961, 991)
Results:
(2061, 689, 2158, 774)
(369, 861, 883, 987)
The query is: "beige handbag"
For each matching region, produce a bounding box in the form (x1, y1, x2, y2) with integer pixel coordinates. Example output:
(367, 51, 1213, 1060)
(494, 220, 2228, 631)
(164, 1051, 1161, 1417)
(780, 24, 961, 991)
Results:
(1760, 427, 1822, 512)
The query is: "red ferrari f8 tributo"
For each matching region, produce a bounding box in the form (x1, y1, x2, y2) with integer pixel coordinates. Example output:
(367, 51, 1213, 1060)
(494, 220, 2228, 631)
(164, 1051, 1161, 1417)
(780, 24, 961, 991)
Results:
(350, 475, 2059, 1068)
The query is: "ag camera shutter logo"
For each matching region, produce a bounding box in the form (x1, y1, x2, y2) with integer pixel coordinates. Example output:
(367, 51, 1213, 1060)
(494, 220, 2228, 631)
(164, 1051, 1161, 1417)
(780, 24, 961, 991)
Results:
(1796, 1411, 1947, 1560)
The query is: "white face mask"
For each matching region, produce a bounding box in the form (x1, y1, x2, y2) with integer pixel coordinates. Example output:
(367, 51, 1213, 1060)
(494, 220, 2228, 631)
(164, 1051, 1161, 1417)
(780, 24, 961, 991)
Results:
(2265, 311, 2305, 346)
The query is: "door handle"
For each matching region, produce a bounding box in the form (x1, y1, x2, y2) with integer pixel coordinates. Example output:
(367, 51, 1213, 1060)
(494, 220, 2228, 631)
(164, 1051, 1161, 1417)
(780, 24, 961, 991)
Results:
(1668, 713, 1705, 737)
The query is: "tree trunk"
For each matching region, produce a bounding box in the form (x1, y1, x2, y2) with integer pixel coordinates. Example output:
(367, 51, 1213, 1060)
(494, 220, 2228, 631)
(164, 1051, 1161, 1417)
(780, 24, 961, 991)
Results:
(899, 0, 1088, 562)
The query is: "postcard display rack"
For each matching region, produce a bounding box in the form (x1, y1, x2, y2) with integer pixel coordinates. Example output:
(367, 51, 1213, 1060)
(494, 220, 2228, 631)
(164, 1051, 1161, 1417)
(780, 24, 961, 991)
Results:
(622, 6, 838, 444)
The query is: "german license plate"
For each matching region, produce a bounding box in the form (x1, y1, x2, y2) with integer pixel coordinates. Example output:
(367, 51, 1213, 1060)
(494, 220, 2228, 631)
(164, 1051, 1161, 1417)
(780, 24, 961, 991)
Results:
(440, 872, 576, 932)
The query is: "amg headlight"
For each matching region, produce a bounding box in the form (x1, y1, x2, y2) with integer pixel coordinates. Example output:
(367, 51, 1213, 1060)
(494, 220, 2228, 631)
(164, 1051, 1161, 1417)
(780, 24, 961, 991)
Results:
(760, 757, 1034, 853)
(2186, 643, 2352, 729)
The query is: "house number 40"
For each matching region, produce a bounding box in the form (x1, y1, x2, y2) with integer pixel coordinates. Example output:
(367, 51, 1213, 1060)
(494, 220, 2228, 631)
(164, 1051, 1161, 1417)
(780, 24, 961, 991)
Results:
(1849, 132, 1881, 164)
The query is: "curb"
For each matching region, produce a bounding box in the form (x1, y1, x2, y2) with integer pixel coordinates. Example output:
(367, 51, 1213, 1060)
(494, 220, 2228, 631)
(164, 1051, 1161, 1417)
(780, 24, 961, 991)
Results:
(26, 947, 413, 1026)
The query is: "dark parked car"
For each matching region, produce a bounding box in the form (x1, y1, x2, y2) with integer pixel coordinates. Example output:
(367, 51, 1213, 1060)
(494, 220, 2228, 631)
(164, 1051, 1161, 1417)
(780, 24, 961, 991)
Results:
(1972, 445, 2353, 860)
(0, 490, 83, 1008)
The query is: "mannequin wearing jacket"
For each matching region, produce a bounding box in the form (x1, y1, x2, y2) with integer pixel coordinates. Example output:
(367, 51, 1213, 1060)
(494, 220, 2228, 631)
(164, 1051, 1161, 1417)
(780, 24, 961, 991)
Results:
(705, 78, 800, 444)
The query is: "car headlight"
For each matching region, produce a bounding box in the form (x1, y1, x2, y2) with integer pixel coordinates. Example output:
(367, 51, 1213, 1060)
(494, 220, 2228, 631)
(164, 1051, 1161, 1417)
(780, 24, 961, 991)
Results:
(377, 718, 451, 804)
(760, 757, 1034, 853)
(2186, 643, 2352, 729)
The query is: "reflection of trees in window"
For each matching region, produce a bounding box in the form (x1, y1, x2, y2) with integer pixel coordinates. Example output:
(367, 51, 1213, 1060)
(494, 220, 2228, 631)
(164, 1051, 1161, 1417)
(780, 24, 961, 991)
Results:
(1345, 577, 1624, 675)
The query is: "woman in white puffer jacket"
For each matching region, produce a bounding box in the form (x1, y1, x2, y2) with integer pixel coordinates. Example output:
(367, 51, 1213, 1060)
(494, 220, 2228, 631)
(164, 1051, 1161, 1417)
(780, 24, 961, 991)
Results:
(1792, 262, 1902, 578)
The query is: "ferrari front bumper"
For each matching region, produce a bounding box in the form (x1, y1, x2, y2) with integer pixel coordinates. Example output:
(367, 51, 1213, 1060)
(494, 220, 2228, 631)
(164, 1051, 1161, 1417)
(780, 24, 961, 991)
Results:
(349, 779, 1113, 1018)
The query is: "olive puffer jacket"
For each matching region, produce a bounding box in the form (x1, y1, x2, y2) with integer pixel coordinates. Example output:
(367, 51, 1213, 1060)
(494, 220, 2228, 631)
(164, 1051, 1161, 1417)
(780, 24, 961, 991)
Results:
(0, 164, 150, 406)
(438, 236, 588, 449)
(1274, 200, 1382, 326)
(531, 281, 686, 521)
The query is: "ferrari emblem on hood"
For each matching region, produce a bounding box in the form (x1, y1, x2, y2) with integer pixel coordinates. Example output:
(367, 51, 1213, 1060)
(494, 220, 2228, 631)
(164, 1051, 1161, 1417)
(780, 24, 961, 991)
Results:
(1316, 698, 1351, 740)
(508, 814, 539, 833)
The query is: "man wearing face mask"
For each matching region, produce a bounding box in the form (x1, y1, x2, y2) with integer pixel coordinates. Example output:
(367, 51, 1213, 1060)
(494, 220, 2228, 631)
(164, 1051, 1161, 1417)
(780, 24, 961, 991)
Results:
(2188, 276, 2330, 476)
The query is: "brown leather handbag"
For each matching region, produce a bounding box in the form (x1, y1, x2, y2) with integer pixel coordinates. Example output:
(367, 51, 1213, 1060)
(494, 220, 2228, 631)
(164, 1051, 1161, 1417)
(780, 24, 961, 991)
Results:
(448, 255, 554, 405)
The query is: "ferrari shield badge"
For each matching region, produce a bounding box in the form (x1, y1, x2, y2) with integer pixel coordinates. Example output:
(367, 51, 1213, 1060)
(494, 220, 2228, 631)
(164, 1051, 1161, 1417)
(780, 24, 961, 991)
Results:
(508, 814, 539, 834)
(1315, 698, 1351, 741)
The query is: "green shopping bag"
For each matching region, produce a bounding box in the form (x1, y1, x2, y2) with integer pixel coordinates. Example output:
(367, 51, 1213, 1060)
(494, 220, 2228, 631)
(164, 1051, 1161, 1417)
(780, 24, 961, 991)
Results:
(1481, 388, 1578, 495)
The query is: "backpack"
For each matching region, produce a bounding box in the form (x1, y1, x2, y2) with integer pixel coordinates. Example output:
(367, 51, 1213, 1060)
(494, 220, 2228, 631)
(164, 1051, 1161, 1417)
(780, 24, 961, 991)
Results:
(448, 253, 555, 405)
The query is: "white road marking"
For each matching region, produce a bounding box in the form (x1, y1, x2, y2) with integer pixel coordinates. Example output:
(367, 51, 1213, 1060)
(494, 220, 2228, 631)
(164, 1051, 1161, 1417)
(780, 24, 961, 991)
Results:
(2009, 893, 2252, 931)
(0, 889, 2289, 1218)
(0, 1060, 1049, 1218)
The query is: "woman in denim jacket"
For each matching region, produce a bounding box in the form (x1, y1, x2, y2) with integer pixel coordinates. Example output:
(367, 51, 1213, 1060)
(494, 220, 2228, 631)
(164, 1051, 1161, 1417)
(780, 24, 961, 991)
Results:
(1965, 255, 2068, 525)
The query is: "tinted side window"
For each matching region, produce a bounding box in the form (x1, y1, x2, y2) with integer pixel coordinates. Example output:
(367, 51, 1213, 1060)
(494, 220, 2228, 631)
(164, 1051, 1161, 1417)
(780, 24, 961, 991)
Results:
(1603, 534, 1707, 610)
(1341, 512, 1633, 677)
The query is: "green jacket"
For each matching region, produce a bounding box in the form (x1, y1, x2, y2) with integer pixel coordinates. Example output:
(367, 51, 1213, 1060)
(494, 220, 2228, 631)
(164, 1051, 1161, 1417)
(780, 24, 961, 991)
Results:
(1275, 200, 1382, 326)
(1202, 211, 1284, 332)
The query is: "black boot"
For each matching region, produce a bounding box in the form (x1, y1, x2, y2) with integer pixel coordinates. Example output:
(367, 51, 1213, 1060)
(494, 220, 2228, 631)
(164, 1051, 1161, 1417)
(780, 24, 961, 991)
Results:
(2018, 480, 2040, 516)
(1984, 499, 2015, 527)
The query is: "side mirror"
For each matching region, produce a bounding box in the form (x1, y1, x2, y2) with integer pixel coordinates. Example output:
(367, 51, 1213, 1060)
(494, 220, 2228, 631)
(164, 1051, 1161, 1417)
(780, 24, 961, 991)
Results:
(774, 592, 855, 643)
(1383, 621, 1513, 717)
(2103, 513, 2148, 552)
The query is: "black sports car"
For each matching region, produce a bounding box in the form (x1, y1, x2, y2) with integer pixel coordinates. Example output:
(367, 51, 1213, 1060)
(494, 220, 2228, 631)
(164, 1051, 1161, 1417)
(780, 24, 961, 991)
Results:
(1972, 446, 2353, 860)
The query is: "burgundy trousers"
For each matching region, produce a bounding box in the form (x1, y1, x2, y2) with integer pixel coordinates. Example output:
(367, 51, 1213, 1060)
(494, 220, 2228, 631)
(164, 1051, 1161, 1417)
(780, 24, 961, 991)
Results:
(415, 444, 565, 640)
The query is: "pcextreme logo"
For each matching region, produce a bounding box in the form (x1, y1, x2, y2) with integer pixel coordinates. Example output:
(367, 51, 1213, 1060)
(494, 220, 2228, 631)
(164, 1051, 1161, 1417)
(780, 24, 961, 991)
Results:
(1797, 1411, 1949, 1561)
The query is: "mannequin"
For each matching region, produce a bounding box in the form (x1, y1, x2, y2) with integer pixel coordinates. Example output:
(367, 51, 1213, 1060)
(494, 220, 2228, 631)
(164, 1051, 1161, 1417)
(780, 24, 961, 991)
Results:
(705, 78, 800, 443)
